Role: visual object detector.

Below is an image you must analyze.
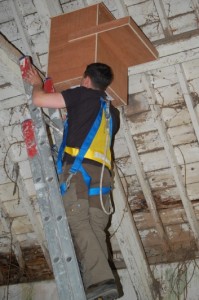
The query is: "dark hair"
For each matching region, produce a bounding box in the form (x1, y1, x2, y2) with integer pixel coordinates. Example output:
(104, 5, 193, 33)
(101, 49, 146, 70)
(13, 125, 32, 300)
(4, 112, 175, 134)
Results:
(84, 62, 114, 90)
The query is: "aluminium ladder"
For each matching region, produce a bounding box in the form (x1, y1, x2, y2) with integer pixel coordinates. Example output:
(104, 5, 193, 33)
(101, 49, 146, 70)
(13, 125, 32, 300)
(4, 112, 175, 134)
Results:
(20, 56, 86, 300)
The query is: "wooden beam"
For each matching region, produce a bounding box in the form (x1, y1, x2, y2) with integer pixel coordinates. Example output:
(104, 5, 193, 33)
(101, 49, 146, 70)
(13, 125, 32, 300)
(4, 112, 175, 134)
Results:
(0, 34, 24, 93)
(142, 73, 199, 249)
(0, 48, 23, 93)
(42, 0, 62, 16)
(191, 0, 199, 17)
(17, 173, 52, 269)
(115, 0, 129, 17)
(0, 271, 3, 285)
(0, 204, 25, 271)
(0, 34, 22, 64)
(175, 63, 199, 143)
(0, 125, 52, 270)
(8, 0, 41, 68)
(112, 166, 156, 300)
(129, 34, 199, 75)
(120, 108, 170, 252)
(153, 0, 173, 37)
(33, 0, 63, 41)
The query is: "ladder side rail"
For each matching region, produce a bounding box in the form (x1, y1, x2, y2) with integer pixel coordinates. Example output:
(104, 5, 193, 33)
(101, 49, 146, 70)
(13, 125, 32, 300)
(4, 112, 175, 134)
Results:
(21, 61, 86, 299)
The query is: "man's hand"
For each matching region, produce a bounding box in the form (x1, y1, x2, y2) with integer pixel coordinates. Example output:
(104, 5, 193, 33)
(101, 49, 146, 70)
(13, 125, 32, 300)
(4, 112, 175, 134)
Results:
(24, 65, 43, 87)
(22, 62, 65, 109)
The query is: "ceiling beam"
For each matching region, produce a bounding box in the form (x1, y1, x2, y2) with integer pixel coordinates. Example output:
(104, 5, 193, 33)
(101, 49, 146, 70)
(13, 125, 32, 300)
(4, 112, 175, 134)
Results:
(142, 73, 199, 250)
(115, 0, 129, 17)
(33, 0, 63, 41)
(153, 0, 173, 37)
(112, 165, 156, 300)
(191, 0, 199, 18)
(8, 0, 41, 68)
(0, 34, 23, 93)
(175, 63, 199, 143)
(129, 33, 199, 75)
(0, 124, 52, 270)
(0, 49, 23, 93)
(0, 204, 25, 271)
(0, 34, 22, 64)
(120, 108, 171, 252)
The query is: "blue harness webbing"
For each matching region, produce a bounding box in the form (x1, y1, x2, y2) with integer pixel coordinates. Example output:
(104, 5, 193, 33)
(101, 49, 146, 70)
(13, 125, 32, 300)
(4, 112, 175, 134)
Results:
(56, 97, 113, 196)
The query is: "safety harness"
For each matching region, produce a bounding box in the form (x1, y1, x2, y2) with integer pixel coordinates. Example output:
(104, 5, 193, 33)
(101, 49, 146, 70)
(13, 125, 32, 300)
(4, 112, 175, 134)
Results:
(56, 97, 113, 197)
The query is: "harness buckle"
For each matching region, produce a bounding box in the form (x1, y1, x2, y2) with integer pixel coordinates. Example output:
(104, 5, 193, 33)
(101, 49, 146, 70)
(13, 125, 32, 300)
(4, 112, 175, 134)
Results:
(65, 172, 75, 189)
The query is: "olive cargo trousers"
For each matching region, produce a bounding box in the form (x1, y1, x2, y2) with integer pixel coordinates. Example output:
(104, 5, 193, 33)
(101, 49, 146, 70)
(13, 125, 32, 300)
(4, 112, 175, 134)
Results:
(61, 163, 115, 289)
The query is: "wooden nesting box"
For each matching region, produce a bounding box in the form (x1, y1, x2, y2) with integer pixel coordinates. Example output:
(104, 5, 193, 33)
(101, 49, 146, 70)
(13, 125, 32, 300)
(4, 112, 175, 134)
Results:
(48, 3, 158, 106)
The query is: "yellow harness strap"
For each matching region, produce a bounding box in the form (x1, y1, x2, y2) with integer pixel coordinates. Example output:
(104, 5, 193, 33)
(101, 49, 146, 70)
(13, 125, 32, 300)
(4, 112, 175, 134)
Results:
(64, 110, 111, 169)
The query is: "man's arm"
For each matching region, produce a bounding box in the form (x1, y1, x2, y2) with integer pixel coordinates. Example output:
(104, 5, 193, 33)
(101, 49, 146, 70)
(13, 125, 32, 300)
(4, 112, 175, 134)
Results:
(24, 65, 65, 109)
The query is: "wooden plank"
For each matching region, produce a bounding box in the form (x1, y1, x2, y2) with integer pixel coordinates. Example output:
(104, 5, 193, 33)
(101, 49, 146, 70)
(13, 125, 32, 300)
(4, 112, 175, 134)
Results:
(148, 162, 199, 188)
(23, 13, 43, 36)
(12, 215, 34, 233)
(127, 0, 158, 27)
(163, 0, 193, 17)
(1, 121, 51, 267)
(142, 73, 199, 249)
(9, 0, 41, 68)
(0, 178, 35, 202)
(127, 179, 199, 210)
(153, 0, 172, 37)
(115, 141, 199, 176)
(120, 109, 170, 250)
(0, 182, 19, 202)
(131, 124, 196, 154)
(0, 0, 13, 22)
(62, 0, 88, 13)
(0, 204, 25, 269)
(141, 223, 195, 251)
(14, 0, 37, 15)
(17, 174, 51, 268)
(129, 57, 199, 95)
(33, 0, 62, 40)
(129, 46, 199, 76)
(169, 13, 197, 35)
(0, 47, 24, 93)
(183, 58, 199, 80)
(112, 165, 156, 300)
(134, 203, 199, 230)
(126, 1, 198, 45)
(69, 17, 158, 61)
(3, 198, 37, 218)
(175, 63, 199, 143)
(0, 20, 21, 41)
(115, 0, 128, 17)
(97, 32, 128, 105)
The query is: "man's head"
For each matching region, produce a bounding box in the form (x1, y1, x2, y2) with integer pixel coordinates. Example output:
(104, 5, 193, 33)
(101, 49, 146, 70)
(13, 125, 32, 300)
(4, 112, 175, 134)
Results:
(82, 63, 114, 91)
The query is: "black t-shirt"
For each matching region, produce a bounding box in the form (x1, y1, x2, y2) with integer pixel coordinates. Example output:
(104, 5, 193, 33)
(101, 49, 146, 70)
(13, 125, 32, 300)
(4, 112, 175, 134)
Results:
(61, 86, 120, 164)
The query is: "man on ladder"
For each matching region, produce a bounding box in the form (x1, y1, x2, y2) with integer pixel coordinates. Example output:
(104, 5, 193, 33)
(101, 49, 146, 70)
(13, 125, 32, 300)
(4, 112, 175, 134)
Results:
(25, 62, 120, 300)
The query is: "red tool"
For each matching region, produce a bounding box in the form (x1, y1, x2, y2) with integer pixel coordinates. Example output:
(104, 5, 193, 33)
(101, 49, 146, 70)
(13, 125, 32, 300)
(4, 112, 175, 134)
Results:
(22, 119, 38, 158)
(19, 56, 32, 79)
(44, 77, 55, 93)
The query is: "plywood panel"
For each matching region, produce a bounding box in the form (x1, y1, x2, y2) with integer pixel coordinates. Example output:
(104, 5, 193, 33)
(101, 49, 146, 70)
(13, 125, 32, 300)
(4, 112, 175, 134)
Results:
(48, 36, 96, 84)
(98, 2, 115, 24)
(49, 5, 98, 46)
(48, 3, 158, 106)
(97, 33, 128, 106)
